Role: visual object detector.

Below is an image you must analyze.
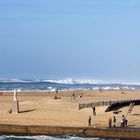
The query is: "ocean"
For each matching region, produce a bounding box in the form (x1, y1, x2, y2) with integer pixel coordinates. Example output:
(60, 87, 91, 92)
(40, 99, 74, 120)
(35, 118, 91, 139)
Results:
(0, 135, 120, 140)
(0, 78, 140, 92)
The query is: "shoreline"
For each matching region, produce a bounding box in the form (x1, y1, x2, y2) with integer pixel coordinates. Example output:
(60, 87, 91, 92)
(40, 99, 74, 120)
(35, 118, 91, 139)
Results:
(0, 124, 140, 139)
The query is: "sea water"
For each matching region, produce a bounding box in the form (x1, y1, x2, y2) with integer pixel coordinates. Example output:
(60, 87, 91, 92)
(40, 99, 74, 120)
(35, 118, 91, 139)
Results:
(0, 78, 140, 92)
(0, 135, 120, 140)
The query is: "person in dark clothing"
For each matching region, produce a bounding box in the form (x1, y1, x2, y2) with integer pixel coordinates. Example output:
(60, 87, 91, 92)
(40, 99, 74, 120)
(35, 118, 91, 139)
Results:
(108, 117, 112, 128)
(113, 116, 116, 127)
(92, 106, 96, 116)
(88, 116, 91, 126)
(121, 115, 127, 127)
(72, 93, 76, 99)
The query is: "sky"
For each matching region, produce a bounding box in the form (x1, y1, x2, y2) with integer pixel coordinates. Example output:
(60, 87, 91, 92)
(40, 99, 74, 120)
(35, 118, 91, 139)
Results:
(0, 0, 140, 81)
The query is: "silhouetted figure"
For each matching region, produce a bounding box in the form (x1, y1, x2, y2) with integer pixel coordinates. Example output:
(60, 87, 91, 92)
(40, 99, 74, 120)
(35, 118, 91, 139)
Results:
(92, 106, 96, 116)
(72, 93, 76, 99)
(108, 117, 112, 128)
(54, 95, 57, 99)
(88, 116, 91, 126)
(113, 116, 116, 127)
(56, 89, 58, 94)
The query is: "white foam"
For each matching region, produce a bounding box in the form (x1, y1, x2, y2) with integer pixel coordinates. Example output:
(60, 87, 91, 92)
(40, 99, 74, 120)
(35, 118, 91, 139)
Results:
(0, 78, 140, 86)
(0, 78, 32, 83)
(0, 135, 102, 140)
(43, 78, 140, 85)
(43, 79, 108, 85)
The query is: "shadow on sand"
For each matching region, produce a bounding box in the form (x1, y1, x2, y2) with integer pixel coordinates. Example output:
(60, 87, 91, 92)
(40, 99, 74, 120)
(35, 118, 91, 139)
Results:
(132, 113, 140, 116)
(19, 109, 37, 113)
(127, 124, 135, 127)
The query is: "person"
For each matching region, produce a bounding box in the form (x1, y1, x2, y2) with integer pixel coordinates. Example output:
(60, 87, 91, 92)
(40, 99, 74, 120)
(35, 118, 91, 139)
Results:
(72, 93, 76, 99)
(121, 115, 127, 127)
(0, 92, 3, 96)
(54, 95, 61, 99)
(99, 87, 102, 92)
(88, 116, 91, 126)
(125, 118, 128, 127)
(54, 95, 57, 99)
(79, 94, 83, 98)
(108, 117, 112, 128)
(92, 106, 96, 116)
(56, 89, 58, 94)
(79, 95, 82, 98)
(123, 115, 128, 127)
(113, 116, 116, 127)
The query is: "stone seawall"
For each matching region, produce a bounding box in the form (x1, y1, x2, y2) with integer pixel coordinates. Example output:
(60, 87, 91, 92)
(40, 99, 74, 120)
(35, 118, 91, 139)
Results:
(0, 124, 140, 139)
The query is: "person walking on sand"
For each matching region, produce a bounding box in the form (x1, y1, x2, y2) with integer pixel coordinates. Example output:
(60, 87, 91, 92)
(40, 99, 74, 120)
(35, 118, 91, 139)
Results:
(108, 117, 112, 128)
(92, 106, 96, 116)
(88, 116, 91, 126)
(113, 116, 116, 127)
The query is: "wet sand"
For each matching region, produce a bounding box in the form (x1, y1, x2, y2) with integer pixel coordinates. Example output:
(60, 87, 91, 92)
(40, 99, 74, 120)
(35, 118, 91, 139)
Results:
(0, 90, 140, 128)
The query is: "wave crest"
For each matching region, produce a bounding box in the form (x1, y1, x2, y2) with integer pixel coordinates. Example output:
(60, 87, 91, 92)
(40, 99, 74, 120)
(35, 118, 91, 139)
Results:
(0, 78, 140, 86)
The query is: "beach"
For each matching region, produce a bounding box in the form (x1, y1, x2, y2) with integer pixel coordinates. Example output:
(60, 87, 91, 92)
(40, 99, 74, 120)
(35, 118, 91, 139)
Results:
(0, 90, 140, 128)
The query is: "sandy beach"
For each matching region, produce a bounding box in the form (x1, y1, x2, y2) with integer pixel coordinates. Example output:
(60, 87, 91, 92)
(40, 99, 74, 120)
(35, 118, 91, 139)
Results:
(0, 90, 140, 128)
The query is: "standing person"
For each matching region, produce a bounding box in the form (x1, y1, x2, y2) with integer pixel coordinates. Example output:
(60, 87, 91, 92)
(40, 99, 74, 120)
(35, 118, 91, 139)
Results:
(88, 116, 91, 126)
(123, 115, 128, 127)
(108, 117, 112, 128)
(0, 92, 3, 96)
(56, 89, 58, 94)
(113, 116, 116, 127)
(99, 87, 102, 92)
(121, 115, 127, 127)
(92, 106, 96, 116)
(72, 93, 75, 99)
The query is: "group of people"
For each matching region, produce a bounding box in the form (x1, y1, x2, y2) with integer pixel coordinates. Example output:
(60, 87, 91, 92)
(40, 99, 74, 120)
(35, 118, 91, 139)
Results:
(108, 115, 128, 128)
(72, 93, 83, 99)
(88, 113, 128, 127)
(108, 116, 116, 128)
(87, 104, 129, 128)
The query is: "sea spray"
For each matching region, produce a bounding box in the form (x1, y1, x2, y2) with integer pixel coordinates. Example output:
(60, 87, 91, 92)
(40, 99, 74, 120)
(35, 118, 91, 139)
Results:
(0, 78, 138, 91)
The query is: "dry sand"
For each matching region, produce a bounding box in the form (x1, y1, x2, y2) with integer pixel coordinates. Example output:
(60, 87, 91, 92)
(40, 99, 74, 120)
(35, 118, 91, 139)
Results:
(0, 90, 140, 128)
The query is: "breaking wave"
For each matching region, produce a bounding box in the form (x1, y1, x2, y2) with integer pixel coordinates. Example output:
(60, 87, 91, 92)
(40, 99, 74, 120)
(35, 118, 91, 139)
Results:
(0, 78, 139, 91)
(1, 78, 140, 85)
(0, 135, 113, 140)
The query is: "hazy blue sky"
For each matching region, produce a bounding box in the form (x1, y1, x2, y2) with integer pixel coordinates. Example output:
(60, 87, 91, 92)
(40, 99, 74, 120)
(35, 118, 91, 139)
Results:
(0, 0, 140, 81)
